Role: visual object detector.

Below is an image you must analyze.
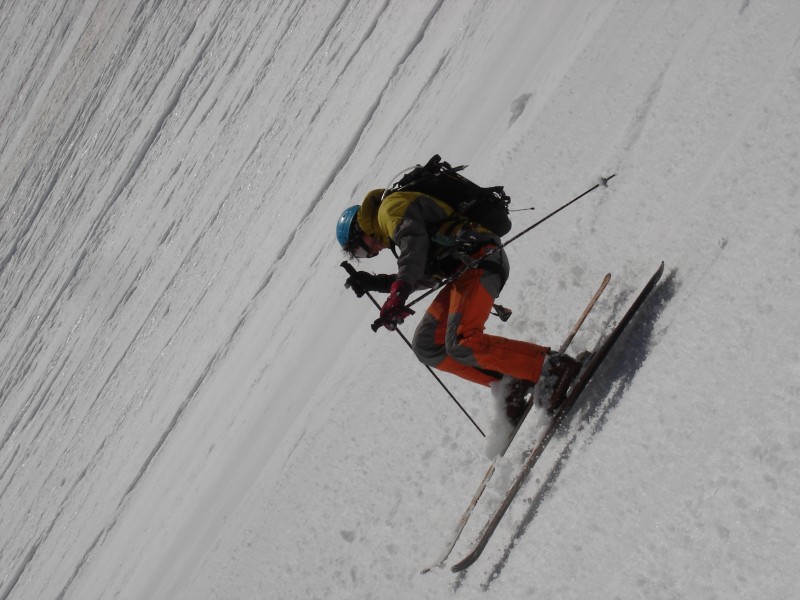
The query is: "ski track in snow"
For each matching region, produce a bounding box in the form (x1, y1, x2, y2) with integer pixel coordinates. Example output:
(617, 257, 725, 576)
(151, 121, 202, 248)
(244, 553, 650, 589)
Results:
(1, 1, 800, 599)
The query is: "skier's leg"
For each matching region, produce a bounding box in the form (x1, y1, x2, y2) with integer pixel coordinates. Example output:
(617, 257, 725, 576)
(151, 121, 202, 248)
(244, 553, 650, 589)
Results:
(445, 263, 549, 382)
(412, 285, 501, 386)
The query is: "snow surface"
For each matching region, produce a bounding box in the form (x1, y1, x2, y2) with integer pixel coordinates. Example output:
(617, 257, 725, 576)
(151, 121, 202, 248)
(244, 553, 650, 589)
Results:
(1, 0, 800, 598)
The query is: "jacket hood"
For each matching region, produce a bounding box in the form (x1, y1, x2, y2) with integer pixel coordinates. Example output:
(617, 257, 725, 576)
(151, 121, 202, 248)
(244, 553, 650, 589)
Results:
(356, 189, 391, 246)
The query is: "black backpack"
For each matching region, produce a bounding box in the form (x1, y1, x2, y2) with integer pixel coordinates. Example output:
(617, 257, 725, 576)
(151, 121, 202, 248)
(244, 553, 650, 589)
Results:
(386, 154, 512, 237)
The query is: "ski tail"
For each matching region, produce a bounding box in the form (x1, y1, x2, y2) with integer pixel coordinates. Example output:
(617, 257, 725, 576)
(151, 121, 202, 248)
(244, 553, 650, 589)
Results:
(558, 272, 610, 354)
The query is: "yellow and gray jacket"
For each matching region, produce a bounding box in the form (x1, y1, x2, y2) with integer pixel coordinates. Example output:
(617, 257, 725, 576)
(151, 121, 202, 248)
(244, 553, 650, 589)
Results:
(356, 189, 500, 288)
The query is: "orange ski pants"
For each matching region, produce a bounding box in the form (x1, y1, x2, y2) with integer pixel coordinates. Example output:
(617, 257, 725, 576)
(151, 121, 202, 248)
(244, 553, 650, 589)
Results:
(411, 249, 549, 387)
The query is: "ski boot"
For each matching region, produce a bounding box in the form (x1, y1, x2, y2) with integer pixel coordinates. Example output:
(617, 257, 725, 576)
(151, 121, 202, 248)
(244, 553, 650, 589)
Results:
(503, 378, 535, 427)
(534, 351, 582, 414)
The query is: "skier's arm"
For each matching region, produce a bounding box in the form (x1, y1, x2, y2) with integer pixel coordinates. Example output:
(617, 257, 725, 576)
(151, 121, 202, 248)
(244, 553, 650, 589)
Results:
(393, 217, 430, 287)
(344, 272, 396, 297)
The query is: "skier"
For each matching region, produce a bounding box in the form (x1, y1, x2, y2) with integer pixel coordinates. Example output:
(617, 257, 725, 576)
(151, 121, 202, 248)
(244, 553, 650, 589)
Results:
(337, 185, 580, 423)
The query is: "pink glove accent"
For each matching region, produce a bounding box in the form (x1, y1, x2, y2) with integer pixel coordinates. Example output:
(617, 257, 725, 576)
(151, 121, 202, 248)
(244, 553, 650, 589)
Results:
(379, 280, 413, 330)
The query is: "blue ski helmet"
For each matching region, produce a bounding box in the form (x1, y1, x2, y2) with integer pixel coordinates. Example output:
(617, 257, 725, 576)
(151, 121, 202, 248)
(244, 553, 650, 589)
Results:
(336, 205, 360, 249)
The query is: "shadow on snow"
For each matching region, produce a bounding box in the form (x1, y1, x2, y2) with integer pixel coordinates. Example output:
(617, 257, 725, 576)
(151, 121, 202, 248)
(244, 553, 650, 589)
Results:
(480, 267, 680, 589)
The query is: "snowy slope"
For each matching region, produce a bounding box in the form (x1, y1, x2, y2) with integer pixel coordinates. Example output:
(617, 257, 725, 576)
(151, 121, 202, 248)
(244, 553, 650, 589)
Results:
(1, 1, 799, 599)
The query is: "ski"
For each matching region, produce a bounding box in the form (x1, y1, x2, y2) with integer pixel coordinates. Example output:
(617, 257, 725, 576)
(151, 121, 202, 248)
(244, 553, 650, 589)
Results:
(421, 272, 611, 574)
(450, 262, 665, 573)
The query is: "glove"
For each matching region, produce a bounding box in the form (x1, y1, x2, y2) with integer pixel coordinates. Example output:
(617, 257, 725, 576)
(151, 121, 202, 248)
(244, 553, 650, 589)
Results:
(344, 271, 396, 298)
(379, 280, 413, 330)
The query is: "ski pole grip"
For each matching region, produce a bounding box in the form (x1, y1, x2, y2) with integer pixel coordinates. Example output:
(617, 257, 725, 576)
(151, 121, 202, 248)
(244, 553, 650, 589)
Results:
(342, 260, 413, 332)
(340, 260, 358, 277)
(341, 260, 365, 299)
(342, 261, 383, 332)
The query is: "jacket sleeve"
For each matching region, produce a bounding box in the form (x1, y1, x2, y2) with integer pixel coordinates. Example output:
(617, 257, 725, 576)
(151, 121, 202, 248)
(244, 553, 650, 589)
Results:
(378, 193, 451, 288)
(393, 214, 431, 287)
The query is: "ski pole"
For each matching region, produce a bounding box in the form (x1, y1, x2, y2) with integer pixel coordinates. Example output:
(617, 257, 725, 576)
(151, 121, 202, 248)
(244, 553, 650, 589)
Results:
(498, 174, 614, 250)
(341, 261, 485, 438)
(406, 174, 616, 310)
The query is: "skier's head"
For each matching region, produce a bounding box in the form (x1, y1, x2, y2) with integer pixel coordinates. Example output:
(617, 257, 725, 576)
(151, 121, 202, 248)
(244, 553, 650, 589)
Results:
(336, 205, 360, 249)
(338, 189, 392, 258)
(336, 205, 370, 259)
